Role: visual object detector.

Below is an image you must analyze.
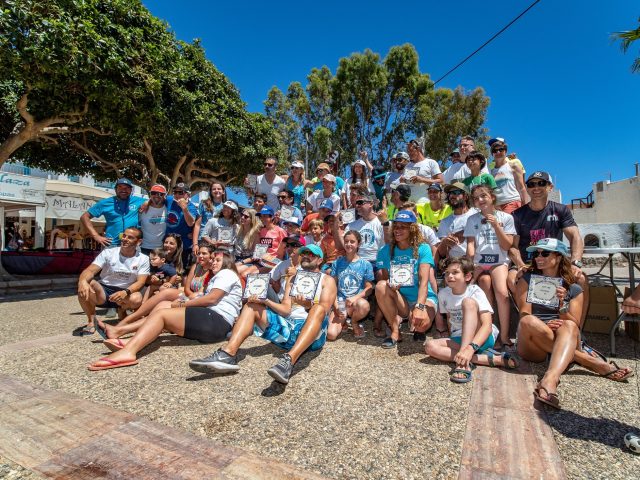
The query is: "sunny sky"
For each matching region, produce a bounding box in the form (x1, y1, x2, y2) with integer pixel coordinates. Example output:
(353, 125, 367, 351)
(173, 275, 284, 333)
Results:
(144, 0, 639, 203)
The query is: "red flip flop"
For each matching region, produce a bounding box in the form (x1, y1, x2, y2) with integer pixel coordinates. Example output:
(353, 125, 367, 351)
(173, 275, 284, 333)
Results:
(103, 338, 127, 352)
(88, 357, 138, 371)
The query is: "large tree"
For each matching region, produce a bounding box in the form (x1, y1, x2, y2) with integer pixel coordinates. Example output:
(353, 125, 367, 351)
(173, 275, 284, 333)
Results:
(612, 18, 640, 73)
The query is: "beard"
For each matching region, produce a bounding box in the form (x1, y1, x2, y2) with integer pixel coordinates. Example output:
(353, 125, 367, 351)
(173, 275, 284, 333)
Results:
(301, 259, 316, 270)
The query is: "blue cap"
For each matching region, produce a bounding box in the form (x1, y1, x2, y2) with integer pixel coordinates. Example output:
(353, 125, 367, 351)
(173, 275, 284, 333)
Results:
(319, 199, 334, 211)
(115, 178, 133, 187)
(259, 206, 275, 216)
(525, 238, 569, 257)
(488, 137, 505, 146)
(394, 210, 417, 223)
(299, 244, 324, 259)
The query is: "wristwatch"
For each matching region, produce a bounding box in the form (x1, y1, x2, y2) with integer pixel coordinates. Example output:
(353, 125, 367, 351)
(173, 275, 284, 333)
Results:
(124, 288, 132, 296)
(469, 343, 480, 352)
(571, 259, 583, 269)
(414, 303, 427, 311)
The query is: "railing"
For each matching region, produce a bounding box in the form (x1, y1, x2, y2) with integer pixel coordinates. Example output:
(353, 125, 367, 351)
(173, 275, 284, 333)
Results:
(571, 190, 594, 209)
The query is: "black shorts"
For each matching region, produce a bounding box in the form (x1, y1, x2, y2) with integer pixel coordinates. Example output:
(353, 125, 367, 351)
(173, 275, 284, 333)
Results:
(96, 283, 127, 309)
(184, 307, 232, 343)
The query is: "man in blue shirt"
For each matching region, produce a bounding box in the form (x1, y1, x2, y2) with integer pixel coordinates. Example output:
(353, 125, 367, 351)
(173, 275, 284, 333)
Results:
(81, 178, 145, 247)
(165, 182, 199, 268)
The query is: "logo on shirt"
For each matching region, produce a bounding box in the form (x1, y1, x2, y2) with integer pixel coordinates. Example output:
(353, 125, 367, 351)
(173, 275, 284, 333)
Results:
(167, 212, 179, 225)
(546, 214, 558, 222)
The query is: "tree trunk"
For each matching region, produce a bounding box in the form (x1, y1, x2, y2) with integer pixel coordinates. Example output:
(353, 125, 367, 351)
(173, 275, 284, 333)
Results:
(0, 126, 34, 168)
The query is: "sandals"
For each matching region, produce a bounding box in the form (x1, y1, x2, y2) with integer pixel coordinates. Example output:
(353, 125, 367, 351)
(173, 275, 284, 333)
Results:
(533, 384, 561, 409)
(381, 337, 397, 349)
(352, 323, 365, 339)
(600, 361, 634, 382)
(486, 350, 519, 370)
(72, 326, 95, 336)
(450, 367, 473, 384)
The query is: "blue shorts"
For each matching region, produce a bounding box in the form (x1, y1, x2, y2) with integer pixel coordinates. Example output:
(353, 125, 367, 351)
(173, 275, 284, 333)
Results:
(254, 309, 329, 352)
(407, 292, 439, 309)
(450, 333, 496, 353)
(96, 282, 127, 309)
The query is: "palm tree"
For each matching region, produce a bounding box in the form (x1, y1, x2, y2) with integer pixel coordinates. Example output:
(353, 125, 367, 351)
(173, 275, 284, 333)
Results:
(612, 18, 640, 73)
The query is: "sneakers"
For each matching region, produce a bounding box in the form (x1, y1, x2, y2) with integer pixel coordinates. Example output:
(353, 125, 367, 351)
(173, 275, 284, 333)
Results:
(267, 353, 293, 384)
(189, 349, 239, 374)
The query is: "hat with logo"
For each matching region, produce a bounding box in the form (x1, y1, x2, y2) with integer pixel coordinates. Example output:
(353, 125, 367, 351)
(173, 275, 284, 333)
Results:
(323, 174, 336, 183)
(526, 171, 552, 184)
(319, 199, 334, 211)
(259, 205, 275, 216)
(283, 216, 301, 226)
(428, 183, 443, 192)
(393, 210, 417, 223)
(149, 184, 167, 194)
(526, 238, 569, 257)
(392, 183, 412, 200)
(394, 151, 410, 161)
(115, 178, 133, 188)
(223, 200, 238, 211)
(299, 244, 324, 259)
(488, 137, 505, 147)
(444, 182, 469, 194)
(173, 182, 190, 193)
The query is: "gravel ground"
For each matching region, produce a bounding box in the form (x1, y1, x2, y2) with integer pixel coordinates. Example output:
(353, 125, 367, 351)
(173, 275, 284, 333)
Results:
(0, 455, 43, 480)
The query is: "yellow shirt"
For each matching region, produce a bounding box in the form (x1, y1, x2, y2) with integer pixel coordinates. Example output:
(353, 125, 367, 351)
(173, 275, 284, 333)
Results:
(418, 202, 453, 230)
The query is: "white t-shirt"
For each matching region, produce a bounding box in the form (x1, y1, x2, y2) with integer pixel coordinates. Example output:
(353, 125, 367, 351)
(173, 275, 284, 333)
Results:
(437, 209, 476, 258)
(443, 162, 466, 185)
(92, 247, 150, 288)
(203, 217, 238, 251)
(405, 158, 442, 202)
(139, 206, 167, 249)
(257, 174, 286, 211)
(450, 162, 490, 183)
(204, 269, 243, 326)
(419, 224, 440, 247)
(384, 171, 403, 192)
(345, 217, 385, 262)
(438, 284, 497, 338)
(343, 179, 374, 200)
(307, 191, 341, 213)
(463, 210, 516, 265)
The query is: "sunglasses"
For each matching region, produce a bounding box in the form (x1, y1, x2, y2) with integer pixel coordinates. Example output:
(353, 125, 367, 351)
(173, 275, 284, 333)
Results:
(491, 148, 506, 154)
(277, 196, 288, 200)
(150, 192, 165, 196)
(532, 250, 555, 258)
(448, 189, 465, 196)
(526, 180, 549, 188)
(173, 190, 185, 194)
(241, 214, 250, 219)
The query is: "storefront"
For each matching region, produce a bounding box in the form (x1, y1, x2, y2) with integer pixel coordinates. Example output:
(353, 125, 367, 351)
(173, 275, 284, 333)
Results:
(0, 172, 46, 250)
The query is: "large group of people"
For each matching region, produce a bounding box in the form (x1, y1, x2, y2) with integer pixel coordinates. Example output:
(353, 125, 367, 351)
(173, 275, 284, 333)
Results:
(73, 136, 634, 405)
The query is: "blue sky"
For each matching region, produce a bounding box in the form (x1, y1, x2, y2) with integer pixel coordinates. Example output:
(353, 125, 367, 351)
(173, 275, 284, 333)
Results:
(144, 0, 639, 203)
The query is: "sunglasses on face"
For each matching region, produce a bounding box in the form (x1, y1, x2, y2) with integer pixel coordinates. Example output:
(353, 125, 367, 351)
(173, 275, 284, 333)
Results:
(491, 148, 506, 154)
(532, 250, 554, 258)
(150, 192, 165, 196)
(448, 190, 465, 196)
(173, 190, 185, 194)
(526, 180, 549, 188)
(264, 163, 275, 167)
(241, 214, 250, 219)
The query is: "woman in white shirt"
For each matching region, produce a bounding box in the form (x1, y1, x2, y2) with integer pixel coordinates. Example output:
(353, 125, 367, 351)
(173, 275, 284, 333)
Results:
(88, 251, 242, 370)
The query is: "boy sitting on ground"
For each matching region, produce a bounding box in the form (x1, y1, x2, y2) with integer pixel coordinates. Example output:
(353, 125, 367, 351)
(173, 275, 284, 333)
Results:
(143, 248, 178, 301)
(425, 256, 517, 383)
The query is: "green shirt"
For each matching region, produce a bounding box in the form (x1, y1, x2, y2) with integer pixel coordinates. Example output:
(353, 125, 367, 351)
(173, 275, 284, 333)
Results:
(462, 173, 497, 190)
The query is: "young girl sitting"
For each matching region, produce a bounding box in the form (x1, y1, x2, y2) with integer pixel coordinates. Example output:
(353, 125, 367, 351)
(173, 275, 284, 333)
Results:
(464, 184, 516, 349)
(425, 256, 518, 383)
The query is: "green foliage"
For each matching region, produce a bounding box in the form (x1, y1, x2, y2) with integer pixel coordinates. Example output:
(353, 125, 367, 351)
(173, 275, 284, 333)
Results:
(612, 18, 640, 73)
(264, 43, 489, 174)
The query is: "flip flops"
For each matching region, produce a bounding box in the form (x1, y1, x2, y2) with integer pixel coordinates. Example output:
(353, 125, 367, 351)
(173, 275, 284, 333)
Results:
(72, 326, 94, 336)
(381, 337, 397, 349)
(88, 357, 138, 371)
(103, 338, 127, 352)
(533, 384, 561, 409)
(450, 368, 473, 384)
(600, 361, 634, 382)
(94, 318, 108, 340)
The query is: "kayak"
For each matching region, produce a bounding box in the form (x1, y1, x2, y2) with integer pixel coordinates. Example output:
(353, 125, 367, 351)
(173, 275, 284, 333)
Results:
(1, 249, 99, 275)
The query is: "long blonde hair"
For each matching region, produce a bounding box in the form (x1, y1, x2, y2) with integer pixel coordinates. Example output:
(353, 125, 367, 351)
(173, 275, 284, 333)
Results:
(237, 208, 260, 251)
(389, 222, 424, 260)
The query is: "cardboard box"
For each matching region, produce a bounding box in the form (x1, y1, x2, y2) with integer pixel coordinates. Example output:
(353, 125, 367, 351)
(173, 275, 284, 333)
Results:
(583, 286, 618, 334)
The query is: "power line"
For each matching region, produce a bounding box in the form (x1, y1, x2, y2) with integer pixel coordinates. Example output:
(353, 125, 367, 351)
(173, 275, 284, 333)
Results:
(433, 0, 542, 86)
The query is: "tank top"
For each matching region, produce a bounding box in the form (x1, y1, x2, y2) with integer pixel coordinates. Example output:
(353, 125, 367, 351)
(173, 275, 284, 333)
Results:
(286, 177, 306, 209)
(491, 162, 521, 205)
(189, 264, 208, 293)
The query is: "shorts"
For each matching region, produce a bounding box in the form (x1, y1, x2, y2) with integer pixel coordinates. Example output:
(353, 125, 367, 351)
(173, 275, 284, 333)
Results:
(254, 309, 329, 351)
(450, 330, 497, 353)
(498, 201, 522, 214)
(184, 307, 232, 343)
(96, 283, 127, 309)
(406, 292, 439, 310)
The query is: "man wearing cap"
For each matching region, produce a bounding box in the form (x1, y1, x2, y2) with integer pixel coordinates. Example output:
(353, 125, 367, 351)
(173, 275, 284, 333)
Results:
(375, 210, 437, 347)
(246, 157, 285, 211)
(189, 244, 337, 385)
(269, 235, 303, 299)
(403, 138, 444, 203)
(345, 193, 385, 265)
(435, 183, 475, 265)
(387, 183, 412, 221)
(384, 152, 410, 193)
(166, 183, 199, 268)
(307, 175, 341, 214)
(508, 172, 588, 318)
(139, 184, 168, 255)
(81, 178, 145, 247)
(371, 167, 388, 211)
(419, 183, 452, 231)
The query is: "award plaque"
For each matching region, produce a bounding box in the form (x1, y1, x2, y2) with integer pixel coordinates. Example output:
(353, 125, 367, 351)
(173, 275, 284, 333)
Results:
(217, 226, 234, 243)
(341, 209, 356, 224)
(253, 243, 269, 259)
(526, 274, 562, 308)
(290, 271, 322, 301)
(243, 273, 270, 300)
(390, 262, 414, 287)
(280, 205, 295, 220)
(404, 168, 418, 180)
(247, 174, 258, 190)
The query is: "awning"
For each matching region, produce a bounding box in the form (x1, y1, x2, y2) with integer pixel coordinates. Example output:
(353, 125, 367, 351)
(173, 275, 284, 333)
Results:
(44, 180, 112, 221)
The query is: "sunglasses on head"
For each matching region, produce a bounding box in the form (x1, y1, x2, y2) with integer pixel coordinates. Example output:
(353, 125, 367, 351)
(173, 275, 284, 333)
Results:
(491, 147, 506, 154)
(526, 180, 549, 188)
(532, 250, 554, 258)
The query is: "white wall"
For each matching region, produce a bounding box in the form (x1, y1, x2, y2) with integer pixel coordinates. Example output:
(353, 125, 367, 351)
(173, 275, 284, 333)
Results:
(578, 223, 635, 248)
(572, 175, 640, 224)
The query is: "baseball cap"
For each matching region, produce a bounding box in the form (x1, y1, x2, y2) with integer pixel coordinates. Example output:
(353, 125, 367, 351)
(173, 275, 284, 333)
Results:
(427, 183, 443, 192)
(526, 171, 552, 184)
(223, 200, 238, 211)
(115, 178, 133, 188)
(451, 148, 460, 155)
(393, 210, 417, 223)
(316, 162, 331, 171)
(299, 244, 324, 259)
(319, 199, 334, 211)
(372, 167, 386, 180)
(291, 161, 304, 169)
(283, 216, 301, 226)
(526, 238, 570, 257)
(444, 182, 469, 194)
(149, 184, 167, 194)
(323, 174, 336, 183)
(173, 182, 190, 193)
(392, 183, 412, 199)
(488, 137, 505, 147)
(259, 205, 275, 216)
(395, 151, 410, 161)
(354, 159, 367, 167)
(284, 235, 303, 247)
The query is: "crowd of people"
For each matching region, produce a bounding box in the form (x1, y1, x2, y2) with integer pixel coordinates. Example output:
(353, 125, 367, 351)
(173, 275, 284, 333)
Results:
(72, 136, 635, 406)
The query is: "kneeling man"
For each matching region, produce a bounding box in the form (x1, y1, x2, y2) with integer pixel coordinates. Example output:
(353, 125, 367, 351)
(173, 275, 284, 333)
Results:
(75, 227, 149, 335)
(189, 244, 336, 385)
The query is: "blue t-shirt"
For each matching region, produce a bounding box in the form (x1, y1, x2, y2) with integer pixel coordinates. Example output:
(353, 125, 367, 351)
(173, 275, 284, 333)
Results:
(330, 257, 374, 300)
(285, 177, 306, 209)
(165, 195, 199, 249)
(376, 243, 435, 303)
(150, 263, 177, 281)
(197, 202, 222, 240)
(87, 196, 145, 246)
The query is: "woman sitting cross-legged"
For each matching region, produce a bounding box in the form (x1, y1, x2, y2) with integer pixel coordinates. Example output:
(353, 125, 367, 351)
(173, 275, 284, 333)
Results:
(88, 251, 242, 370)
(516, 238, 633, 409)
(425, 256, 518, 383)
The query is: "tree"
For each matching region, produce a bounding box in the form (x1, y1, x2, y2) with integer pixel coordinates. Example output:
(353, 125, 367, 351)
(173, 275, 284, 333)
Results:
(612, 18, 640, 73)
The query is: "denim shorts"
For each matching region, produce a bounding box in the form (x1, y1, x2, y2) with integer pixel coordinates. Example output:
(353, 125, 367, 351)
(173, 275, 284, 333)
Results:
(254, 309, 329, 352)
